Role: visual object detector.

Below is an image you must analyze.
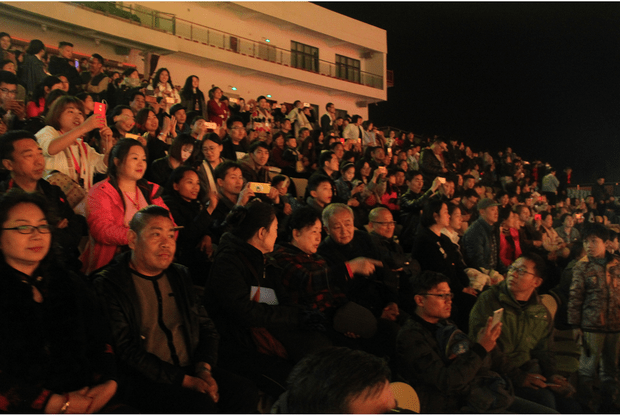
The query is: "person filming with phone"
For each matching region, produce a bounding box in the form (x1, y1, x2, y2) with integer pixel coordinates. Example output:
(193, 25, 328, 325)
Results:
(469, 252, 580, 413)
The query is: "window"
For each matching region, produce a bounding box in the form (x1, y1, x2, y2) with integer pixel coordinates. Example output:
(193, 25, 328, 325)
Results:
(336, 55, 361, 83)
(291, 41, 318, 72)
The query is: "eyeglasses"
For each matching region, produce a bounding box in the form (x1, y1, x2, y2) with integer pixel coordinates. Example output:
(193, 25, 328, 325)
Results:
(420, 292, 454, 300)
(371, 221, 396, 226)
(508, 265, 536, 277)
(2, 224, 52, 234)
(0, 87, 17, 95)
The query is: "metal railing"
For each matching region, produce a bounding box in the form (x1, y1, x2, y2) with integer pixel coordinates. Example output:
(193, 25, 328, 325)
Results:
(70, 2, 384, 89)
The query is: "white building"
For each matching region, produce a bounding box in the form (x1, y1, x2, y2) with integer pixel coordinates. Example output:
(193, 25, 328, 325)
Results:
(0, 1, 387, 119)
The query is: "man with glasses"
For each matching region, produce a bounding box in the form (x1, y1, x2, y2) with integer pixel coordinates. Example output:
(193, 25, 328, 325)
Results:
(221, 115, 248, 161)
(368, 207, 419, 315)
(469, 252, 578, 413)
(397, 270, 555, 413)
(0, 70, 26, 134)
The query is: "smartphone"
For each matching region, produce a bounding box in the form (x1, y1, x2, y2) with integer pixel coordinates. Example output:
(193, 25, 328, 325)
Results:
(491, 308, 503, 328)
(125, 133, 141, 141)
(248, 182, 271, 194)
(145, 89, 155, 97)
(204, 122, 218, 130)
(165, 97, 175, 104)
(438, 177, 446, 184)
(340, 138, 345, 144)
(94, 102, 106, 117)
(534, 214, 542, 221)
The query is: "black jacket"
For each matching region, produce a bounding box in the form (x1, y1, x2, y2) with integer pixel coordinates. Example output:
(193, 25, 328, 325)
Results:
(204, 233, 299, 358)
(92, 252, 219, 386)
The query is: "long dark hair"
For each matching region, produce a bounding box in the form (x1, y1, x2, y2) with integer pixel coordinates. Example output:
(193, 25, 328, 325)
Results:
(31, 76, 62, 102)
(25, 39, 45, 55)
(152, 68, 173, 89)
(135, 108, 159, 136)
(107, 139, 152, 212)
(180, 75, 204, 101)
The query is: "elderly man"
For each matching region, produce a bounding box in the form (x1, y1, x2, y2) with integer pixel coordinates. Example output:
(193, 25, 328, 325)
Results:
(368, 207, 419, 315)
(469, 253, 578, 413)
(93, 205, 257, 414)
(462, 198, 506, 274)
(317, 203, 397, 321)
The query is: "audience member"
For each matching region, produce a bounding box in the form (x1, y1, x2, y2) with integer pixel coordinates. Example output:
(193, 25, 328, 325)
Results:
(93, 205, 257, 413)
(147, 67, 181, 114)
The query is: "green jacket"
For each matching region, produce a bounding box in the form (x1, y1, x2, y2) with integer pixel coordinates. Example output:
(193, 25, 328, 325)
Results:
(469, 281, 555, 387)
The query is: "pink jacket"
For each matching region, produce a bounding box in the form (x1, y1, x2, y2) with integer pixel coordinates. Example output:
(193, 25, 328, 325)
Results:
(80, 178, 170, 274)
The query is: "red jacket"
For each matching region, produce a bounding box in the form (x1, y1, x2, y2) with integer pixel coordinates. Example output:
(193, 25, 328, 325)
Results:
(207, 99, 229, 127)
(80, 178, 170, 274)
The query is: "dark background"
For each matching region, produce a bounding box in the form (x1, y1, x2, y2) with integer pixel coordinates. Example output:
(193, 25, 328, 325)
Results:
(315, 2, 620, 183)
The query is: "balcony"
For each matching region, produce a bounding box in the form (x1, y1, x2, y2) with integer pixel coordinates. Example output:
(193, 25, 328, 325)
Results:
(70, 2, 384, 90)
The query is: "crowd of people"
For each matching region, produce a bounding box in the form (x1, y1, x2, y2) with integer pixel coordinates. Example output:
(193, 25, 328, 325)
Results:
(1, 33, 620, 414)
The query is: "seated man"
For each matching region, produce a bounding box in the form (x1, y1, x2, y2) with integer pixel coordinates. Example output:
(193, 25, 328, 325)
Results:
(396, 270, 554, 414)
(221, 115, 248, 161)
(0, 130, 85, 270)
(367, 207, 419, 315)
(469, 252, 578, 413)
(240, 140, 271, 183)
(304, 174, 333, 215)
(273, 347, 396, 414)
(307, 149, 341, 201)
(92, 205, 258, 413)
(462, 198, 506, 274)
(0, 70, 25, 134)
(317, 203, 398, 322)
(208, 160, 254, 244)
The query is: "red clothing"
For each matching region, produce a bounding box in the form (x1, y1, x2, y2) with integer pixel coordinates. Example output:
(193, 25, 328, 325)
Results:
(80, 178, 171, 274)
(270, 145, 291, 169)
(207, 99, 229, 126)
(499, 228, 522, 267)
(26, 97, 45, 118)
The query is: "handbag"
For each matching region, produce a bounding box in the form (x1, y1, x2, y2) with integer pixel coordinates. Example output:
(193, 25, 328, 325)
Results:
(44, 170, 87, 209)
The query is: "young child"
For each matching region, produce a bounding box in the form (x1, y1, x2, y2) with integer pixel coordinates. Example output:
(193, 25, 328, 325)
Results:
(305, 174, 333, 214)
(335, 162, 362, 207)
(568, 223, 620, 411)
(282, 135, 303, 177)
(270, 174, 293, 217)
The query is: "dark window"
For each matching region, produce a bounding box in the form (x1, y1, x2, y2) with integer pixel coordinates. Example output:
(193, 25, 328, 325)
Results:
(291, 41, 318, 72)
(336, 54, 360, 83)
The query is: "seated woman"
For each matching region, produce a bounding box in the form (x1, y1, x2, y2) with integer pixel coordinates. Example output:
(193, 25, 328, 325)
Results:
(196, 132, 227, 203)
(441, 203, 463, 245)
(80, 139, 171, 274)
(35, 95, 113, 193)
(540, 211, 569, 259)
(204, 200, 299, 400)
(147, 133, 195, 187)
(499, 207, 522, 267)
(146, 67, 180, 114)
(26, 76, 63, 118)
(108, 105, 138, 143)
(412, 198, 477, 331)
(206, 86, 229, 128)
(0, 190, 120, 413)
(134, 107, 172, 167)
(162, 166, 213, 286)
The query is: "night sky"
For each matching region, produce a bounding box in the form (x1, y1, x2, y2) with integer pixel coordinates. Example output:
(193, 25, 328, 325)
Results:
(316, 2, 620, 183)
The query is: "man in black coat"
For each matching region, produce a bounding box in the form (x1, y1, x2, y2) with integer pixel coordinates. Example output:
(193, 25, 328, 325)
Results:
(48, 41, 81, 94)
(92, 206, 257, 413)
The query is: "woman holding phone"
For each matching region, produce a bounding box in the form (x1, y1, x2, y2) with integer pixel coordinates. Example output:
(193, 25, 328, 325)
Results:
(35, 95, 113, 192)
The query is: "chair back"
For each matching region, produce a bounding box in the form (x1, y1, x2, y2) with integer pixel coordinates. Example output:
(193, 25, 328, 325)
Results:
(390, 381, 420, 413)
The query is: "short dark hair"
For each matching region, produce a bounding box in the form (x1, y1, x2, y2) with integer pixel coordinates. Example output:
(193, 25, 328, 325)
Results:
(519, 251, 546, 281)
(249, 140, 269, 154)
(129, 90, 145, 102)
(0, 130, 37, 161)
(351, 115, 362, 124)
(405, 169, 423, 182)
(271, 174, 289, 188)
(581, 223, 610, 242)
(58, 41, 73, 49)
(319, 150, 335, 168)
(0, 70, 18, 86)
(420, 198, 446, 228)
(285, 347, 391, 414)
(91, 53, 105, 65)
(168, 133, 195, 162)
(307, 174, 332, 193)
(464, 189, 480, 199)
(201, 132, 222, 146)
(25, 39, 45, 55)
(411, 270, 449, 298)
(214, 160, 242, 181)
(325, 102, 334, 110)
(129, 205, 171, 235)
(226, 115, 244, 130)
(286, 206, 321, 241)
(226, 199, 276, 242)
(0, 33, 10, 40)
